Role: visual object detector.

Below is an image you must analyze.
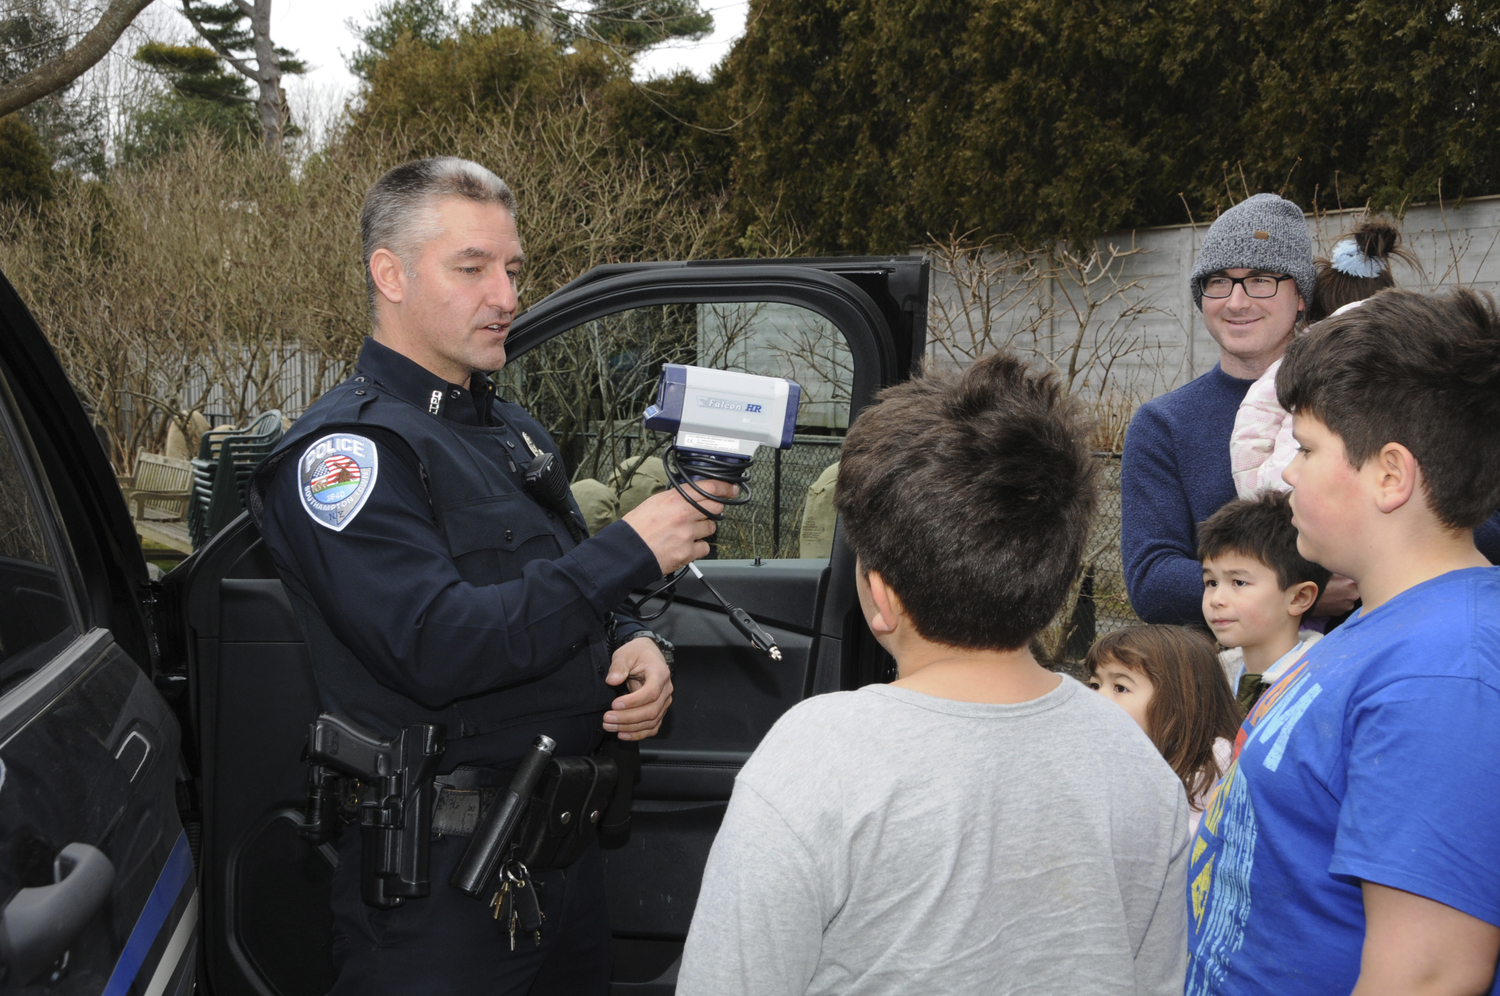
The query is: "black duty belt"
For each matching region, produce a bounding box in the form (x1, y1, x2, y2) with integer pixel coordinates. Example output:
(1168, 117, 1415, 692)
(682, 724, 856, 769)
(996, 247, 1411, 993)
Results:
(428, 750, 634, 874)
(431, 766, 505, 837)
(299, 718, 641, 910)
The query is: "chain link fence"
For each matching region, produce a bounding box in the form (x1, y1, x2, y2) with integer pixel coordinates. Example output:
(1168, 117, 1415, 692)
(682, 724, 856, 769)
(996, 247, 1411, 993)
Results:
(1086, 454, 1136, 636)
(576, 428, 844, 560)
(1051, 454, 1138, 670)
(714, 437, 844, 560)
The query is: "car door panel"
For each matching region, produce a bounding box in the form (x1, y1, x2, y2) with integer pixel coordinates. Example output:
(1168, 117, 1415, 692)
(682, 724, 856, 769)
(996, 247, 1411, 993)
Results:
(175, 527, 331, 996)
(503, 259, 922, 993)
(597, 566, 822, 983)
(662, 560, 829, 632)
(0, 272, 194, 996)
(605, 801, 726, 993)
(0, 631, 190, 996)
(627, 560, 827, 803)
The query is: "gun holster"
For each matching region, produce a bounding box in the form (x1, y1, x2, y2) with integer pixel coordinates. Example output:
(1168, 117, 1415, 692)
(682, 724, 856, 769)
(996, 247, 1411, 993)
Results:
(297, 714, 446, 909)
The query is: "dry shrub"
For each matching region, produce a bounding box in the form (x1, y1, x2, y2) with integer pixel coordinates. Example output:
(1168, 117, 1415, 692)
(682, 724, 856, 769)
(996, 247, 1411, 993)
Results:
(1087, 390, 1139, 454)
(924, 231, 1164, 395)
(924, 232, 1169, 662)
(0, 99, 722, 472)
(0, 139, 361, 472)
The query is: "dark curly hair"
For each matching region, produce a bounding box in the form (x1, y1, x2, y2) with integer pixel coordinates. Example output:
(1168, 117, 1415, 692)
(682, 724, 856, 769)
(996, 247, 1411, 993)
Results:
(835, 351, 1098, 651)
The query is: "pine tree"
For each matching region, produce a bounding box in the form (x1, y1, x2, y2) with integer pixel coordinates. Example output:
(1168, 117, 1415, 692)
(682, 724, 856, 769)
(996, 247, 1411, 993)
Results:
(177, 0, 305, 155)
(123, 43, 259, 161)
(0, 113, 53, 204)
(470, 0, 713, 50)
(346, 0, 460, 81)
(728, 0, 1500, 252)
(0, 8, 106, 176)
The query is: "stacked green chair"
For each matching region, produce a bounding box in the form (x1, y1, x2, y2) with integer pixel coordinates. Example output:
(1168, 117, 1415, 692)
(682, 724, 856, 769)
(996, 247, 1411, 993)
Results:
(187, 426, 234, 549)
(187, 411, 284, 547)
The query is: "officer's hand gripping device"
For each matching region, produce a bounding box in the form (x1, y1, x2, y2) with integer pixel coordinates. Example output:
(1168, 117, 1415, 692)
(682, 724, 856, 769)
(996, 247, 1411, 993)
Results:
(298, 714, 445, 909)
(635, 365, 801, 660)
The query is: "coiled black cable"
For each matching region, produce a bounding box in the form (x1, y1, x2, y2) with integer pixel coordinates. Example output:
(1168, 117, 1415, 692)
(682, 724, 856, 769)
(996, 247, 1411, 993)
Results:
(627, 567, 688, 621)
(663, 445, 754, 521)
(625, 443, 753, 622)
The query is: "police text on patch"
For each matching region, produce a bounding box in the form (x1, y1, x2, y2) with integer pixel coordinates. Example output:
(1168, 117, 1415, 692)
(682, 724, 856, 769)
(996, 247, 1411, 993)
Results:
(298, 433, 379, 532)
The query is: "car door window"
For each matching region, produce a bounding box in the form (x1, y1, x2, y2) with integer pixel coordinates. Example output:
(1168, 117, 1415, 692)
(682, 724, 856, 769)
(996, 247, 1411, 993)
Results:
(0, 387, 78, 693)
(497, 301, 851, 560)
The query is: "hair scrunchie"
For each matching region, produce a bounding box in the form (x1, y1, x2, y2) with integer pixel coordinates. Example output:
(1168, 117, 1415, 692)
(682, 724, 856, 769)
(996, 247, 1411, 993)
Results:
(1330, 237, 1386, 279)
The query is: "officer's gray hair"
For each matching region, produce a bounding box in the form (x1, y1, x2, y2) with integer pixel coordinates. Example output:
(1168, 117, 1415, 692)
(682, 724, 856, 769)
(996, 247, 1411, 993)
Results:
(359, 157, 518, 321)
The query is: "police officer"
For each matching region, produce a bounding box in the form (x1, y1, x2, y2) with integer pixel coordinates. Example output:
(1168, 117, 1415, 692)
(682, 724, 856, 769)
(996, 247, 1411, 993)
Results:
(247, 158, 729, 995)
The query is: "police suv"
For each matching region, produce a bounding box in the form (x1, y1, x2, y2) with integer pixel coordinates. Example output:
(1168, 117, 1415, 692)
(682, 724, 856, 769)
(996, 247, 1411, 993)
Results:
(0, 257, 927, 995)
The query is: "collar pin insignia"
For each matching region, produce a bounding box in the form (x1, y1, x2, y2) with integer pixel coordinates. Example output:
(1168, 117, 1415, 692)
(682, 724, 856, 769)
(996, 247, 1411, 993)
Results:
(428, 390, 442, 415)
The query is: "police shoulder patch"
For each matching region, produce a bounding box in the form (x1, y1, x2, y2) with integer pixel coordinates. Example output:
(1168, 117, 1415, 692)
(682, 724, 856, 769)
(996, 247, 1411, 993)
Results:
(297, 433, 379, 531)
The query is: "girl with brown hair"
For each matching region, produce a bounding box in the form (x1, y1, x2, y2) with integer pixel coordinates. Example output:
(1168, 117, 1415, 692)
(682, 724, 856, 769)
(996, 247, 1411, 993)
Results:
(1306, 216, 1415, 322)
(1086, 625, 1243, 833)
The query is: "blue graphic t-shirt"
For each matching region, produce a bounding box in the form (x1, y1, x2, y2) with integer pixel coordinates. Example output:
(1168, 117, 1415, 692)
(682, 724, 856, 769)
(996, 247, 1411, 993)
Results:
(1187, 567, 1500, 996)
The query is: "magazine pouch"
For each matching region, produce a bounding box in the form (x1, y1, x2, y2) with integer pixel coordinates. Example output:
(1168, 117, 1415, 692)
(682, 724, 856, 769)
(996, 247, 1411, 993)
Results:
(514, 755, 619, 869)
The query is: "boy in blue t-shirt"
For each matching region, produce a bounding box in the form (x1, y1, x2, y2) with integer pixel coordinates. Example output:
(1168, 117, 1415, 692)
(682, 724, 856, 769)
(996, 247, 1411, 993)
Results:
(1187, 289, 1500, 996)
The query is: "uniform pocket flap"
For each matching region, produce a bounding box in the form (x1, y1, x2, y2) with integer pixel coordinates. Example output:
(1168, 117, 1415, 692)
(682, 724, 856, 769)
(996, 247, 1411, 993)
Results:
(438, 494, 554, 558)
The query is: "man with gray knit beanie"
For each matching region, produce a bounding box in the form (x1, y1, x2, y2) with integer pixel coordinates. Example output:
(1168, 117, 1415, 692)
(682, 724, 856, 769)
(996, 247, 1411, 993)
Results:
(1121, 194, 1314, 624)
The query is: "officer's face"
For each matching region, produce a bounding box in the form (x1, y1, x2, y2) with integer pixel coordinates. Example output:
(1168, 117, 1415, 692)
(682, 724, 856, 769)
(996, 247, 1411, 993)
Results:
(388, 197, 524, 386)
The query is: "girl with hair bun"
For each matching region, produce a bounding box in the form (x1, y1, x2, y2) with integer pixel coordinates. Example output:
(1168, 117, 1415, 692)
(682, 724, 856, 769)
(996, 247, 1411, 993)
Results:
(1306, 217, 1415, 322)
(1229, 216, 1413, 500)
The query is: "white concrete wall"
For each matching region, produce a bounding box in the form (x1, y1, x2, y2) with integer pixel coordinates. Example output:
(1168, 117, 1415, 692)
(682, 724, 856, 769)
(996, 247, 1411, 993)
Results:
(926, 195, 1500, 401)
(176, 195, 1500, 426)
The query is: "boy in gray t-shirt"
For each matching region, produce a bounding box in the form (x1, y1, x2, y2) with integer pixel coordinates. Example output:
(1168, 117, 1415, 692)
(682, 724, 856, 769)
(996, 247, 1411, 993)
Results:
(678, 353, 1190, 996)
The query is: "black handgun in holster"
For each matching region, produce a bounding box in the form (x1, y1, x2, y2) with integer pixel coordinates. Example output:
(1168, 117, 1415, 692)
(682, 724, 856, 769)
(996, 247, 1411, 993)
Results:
(297, 713, 445, 909)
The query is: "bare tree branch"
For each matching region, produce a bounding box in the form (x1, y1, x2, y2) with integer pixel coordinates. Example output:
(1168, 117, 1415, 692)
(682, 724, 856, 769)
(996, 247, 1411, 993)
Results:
(0, 0, 156, 118)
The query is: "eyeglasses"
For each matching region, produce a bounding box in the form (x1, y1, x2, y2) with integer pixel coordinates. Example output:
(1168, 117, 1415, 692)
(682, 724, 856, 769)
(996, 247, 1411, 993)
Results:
(1200, 274, 1294, 299)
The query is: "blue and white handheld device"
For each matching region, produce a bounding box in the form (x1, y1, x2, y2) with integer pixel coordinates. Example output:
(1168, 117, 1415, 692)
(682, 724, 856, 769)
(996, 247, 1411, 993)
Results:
(637, 364, 801, 660)
(643, 364, 801, 460)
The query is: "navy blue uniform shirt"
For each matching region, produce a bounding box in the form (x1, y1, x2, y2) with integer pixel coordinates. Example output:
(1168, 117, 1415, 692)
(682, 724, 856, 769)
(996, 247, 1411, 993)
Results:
(255, 339, 658, 767)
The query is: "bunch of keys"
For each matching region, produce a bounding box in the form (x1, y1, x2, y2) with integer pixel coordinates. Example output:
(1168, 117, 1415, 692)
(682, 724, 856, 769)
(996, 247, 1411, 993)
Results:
(490, 858, 545, 950)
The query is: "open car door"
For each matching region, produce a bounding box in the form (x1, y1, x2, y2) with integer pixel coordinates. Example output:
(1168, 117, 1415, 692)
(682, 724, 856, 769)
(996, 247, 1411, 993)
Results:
(174, 256, 927, 995)
(0, 273, 194, 995)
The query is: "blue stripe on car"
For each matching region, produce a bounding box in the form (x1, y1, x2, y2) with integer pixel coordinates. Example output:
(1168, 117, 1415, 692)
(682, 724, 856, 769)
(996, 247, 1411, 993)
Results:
(102, 831, 194, 996)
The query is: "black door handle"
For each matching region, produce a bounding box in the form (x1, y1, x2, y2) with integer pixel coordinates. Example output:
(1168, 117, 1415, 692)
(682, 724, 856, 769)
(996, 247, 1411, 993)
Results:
(0, 842, 115, 985)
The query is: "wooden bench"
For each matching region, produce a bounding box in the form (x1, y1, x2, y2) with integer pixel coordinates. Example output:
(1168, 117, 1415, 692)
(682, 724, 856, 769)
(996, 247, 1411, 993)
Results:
(121, 451, 193, 554)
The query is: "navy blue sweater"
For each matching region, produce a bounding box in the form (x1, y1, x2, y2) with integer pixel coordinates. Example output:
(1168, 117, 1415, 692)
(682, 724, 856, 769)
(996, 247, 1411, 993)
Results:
(1121, 366, 1252, 623)
(1121, 365, 1500, 624)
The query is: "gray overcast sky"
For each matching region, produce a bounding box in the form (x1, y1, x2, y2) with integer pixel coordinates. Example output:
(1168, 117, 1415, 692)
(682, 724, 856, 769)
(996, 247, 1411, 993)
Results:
(159, 0, 749, 117)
